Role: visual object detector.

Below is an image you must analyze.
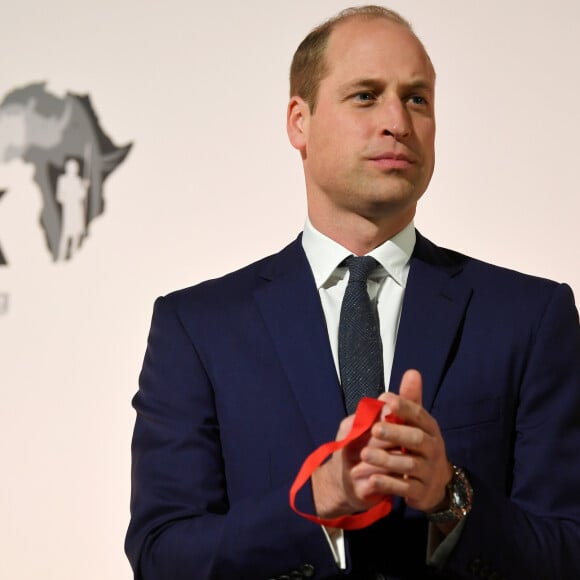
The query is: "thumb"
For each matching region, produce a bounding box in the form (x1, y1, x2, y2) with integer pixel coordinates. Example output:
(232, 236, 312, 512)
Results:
(398, 369, 423, 407)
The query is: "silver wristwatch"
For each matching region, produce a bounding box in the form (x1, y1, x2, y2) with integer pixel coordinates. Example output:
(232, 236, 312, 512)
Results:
(428, 464, 473, 523)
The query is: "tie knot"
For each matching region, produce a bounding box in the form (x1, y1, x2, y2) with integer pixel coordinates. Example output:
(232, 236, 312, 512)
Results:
(345, 255, 379, 282)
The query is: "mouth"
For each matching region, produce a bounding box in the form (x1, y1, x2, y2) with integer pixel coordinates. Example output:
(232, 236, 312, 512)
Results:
(367, 152, 415, 170)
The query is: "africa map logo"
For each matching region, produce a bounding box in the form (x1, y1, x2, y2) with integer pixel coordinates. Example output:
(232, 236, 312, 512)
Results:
(0, 82, 132, 265)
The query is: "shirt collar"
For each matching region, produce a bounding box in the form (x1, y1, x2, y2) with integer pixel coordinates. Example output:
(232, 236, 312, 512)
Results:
(302, 218, 416, 289)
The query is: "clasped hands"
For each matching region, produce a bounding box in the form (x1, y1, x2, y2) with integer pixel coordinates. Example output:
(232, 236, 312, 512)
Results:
(312, 369, 452, 520)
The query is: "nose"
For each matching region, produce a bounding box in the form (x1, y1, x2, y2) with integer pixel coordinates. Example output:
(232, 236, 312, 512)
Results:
(380, 97, 411, 139)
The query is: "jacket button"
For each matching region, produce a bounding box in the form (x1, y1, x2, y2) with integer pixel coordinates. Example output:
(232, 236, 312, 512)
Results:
(301, 563, 315, 577)
(289, 571, 303, 579)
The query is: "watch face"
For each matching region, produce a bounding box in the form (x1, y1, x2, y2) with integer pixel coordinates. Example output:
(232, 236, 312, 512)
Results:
(452, 484, 469, 509)
(427, 466, 473, 522)
(451, 467, 473, 516)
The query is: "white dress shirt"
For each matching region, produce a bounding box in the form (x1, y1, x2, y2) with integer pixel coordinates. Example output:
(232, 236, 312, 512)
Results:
(300, 219, 463, 569)
(301, 218, 415, 567)
(301, 218, 415, 386)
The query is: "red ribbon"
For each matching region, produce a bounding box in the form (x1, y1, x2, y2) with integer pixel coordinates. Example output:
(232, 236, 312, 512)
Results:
(289, 397, 404, 530)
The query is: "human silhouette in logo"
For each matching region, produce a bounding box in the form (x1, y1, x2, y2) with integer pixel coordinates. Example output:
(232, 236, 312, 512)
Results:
(56, 158, 89, 261)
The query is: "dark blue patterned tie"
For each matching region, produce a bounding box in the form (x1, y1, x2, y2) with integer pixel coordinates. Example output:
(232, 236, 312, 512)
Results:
(338, 256, 384, 414)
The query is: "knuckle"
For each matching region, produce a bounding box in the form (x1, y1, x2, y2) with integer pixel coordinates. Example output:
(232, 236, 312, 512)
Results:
(410, 429, 424, 447)
(410, 404, 421, 419)
(406, 456, 417, 473)
(372, 423, 387, 439)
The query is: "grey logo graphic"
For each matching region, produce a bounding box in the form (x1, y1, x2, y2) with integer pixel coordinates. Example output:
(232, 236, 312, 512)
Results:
(0, 189, 6, 265)
(0, 292, 8, 315)
(0, 82, 132, 264)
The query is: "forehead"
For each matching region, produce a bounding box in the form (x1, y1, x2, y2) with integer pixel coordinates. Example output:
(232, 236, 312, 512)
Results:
(324, 17, 434, 85)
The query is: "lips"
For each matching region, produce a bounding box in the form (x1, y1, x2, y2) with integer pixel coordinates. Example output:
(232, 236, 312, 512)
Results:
(368, 152, 415, 169)
(369, 151, 414, 161)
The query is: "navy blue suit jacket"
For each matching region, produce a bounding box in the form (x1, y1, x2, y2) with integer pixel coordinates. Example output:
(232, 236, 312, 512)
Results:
(126, 233, 580, 579)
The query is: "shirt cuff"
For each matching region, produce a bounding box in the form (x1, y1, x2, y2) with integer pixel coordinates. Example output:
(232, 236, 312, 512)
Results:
(427, 517, 467, 568)
(321, 526, 346, 569)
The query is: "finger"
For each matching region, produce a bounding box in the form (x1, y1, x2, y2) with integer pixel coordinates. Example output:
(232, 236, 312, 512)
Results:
(398, 369, 422, 406)
(376, 369, 422, 424)
(380, 397, 440, 439)
(365, 472, 411, 499)
(371, 421, 429, 454)
(362, 463, 437, 508)
(365, 433, 404, 450)
(359, 446, 417, 475)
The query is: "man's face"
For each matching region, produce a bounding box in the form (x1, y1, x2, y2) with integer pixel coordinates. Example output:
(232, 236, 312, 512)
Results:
(289, 17, 436, 229)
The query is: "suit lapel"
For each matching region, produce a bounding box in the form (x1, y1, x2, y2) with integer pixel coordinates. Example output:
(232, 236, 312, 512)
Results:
(389, 233, 473, 411)
(254, 237, 346, 446)
(253, 232, 472, 443)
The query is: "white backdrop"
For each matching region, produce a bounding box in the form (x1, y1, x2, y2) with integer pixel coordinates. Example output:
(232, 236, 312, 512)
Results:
(0, 1, 578, 578)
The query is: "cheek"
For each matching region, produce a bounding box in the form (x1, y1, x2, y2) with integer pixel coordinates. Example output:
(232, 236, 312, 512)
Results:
(416, 120, 436, 150)
(308, 130, 347, 173)
(413, 132, 435, 176)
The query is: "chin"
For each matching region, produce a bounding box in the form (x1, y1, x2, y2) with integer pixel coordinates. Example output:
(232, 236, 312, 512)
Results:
(358, 192, 418, 221)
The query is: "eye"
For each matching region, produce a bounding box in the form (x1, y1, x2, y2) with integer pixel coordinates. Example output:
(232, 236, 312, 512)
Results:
(408, 95, 427, 106)
(353, 92, 377, 104)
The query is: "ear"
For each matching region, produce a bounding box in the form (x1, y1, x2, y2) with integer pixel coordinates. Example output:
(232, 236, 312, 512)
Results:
(286, 96, 310, 151)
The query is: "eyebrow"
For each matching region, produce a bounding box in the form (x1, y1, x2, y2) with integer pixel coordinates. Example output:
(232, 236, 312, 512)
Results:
(339, 77, 433, 96)
(339, 78, 384, 95)
(404, 80, 434, 93)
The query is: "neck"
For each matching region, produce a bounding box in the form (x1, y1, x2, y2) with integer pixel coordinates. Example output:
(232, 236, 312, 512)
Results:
(308, 207, 415, 256)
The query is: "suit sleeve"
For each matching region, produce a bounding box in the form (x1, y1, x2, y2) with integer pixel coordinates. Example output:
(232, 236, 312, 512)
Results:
(442, 283, 580, 579)
(124, 296, 341, 580)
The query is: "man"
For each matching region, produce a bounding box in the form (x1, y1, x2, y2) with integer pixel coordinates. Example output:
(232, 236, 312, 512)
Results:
(126, 6, 580, 579)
